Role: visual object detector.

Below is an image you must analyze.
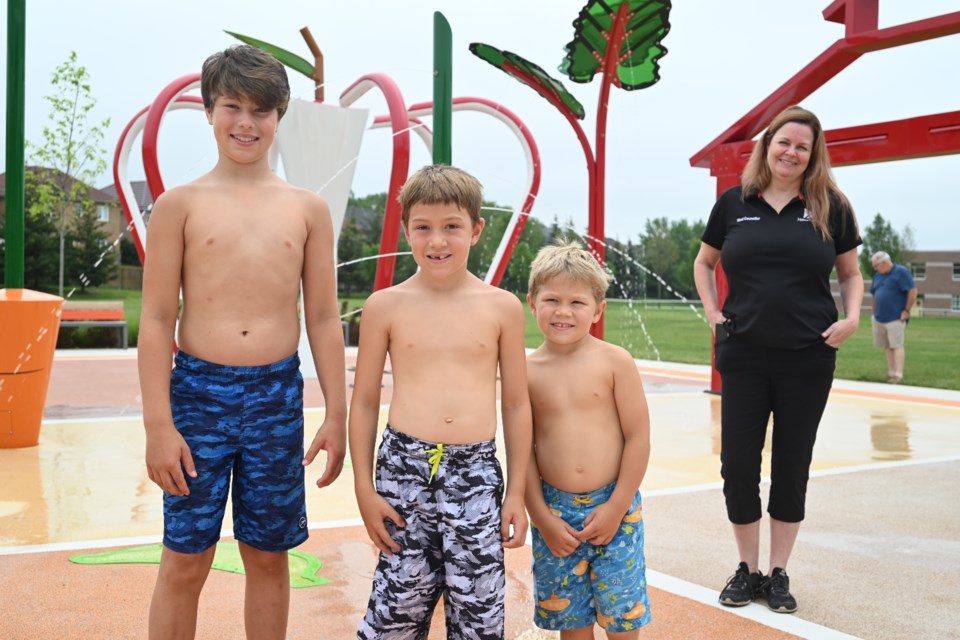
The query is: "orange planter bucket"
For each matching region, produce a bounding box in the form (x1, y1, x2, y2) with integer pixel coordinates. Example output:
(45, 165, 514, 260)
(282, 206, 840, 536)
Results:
(0, 289, 63, 448)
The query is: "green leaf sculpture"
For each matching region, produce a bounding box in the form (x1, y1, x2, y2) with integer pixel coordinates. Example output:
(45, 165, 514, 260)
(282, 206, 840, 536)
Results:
(469, 43, 586, 120)
(225, 30, 316, 81)
(560, 0, 671, 90)
(70, 542, 332, 589)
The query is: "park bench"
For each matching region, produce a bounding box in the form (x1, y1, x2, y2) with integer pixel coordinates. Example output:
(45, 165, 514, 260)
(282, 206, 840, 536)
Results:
(60, 300, 128, 349)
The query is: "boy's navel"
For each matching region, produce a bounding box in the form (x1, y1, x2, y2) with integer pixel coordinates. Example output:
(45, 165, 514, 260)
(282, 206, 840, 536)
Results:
(242, 331, 249, 337)
(444, 417, 454, 424)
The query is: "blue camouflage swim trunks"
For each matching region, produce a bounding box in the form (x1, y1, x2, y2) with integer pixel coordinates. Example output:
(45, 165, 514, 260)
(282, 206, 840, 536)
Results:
(532, 480, 651, 632)
(163, 350, 308, 554)
(357, 426, 505, 640)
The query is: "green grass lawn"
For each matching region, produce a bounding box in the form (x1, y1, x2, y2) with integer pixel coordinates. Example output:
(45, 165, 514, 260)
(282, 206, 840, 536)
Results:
(73, 288, 960, 390)
(525, 301, 960, 391)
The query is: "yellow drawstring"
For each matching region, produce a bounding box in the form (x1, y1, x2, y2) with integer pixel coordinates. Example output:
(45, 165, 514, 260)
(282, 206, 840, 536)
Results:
(573, 496, 594, 506)
(427, 443, 444, 483)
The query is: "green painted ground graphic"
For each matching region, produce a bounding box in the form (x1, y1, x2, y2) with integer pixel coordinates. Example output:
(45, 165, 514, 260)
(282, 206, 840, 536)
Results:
(69, 542, 332, 588)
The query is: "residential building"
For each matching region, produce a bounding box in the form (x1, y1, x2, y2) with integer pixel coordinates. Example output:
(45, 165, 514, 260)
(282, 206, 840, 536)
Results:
(0, 167, 125, 284)
(1, 167, 125, 240)
(100, 180, 154, 237)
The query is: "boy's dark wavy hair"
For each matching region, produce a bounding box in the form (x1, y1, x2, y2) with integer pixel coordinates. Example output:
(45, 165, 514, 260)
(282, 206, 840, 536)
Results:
(201, 45, 290, 120)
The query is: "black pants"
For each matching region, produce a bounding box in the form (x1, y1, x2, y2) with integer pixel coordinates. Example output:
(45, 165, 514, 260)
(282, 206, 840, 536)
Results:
(716, 340, 836, 524)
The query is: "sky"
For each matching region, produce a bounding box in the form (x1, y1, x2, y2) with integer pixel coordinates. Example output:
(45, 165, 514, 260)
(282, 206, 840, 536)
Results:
(2, 0, 959, 250)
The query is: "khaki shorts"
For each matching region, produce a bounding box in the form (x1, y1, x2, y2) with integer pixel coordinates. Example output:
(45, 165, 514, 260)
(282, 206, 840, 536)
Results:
(872, 317, 906, 349)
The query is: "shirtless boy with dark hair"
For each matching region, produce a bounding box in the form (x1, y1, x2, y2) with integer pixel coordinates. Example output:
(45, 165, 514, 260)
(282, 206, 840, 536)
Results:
(139, 44, 347, 639)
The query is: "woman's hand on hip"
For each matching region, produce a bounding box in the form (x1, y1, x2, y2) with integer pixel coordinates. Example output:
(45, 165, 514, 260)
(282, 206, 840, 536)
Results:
(821, 316, 860, 348)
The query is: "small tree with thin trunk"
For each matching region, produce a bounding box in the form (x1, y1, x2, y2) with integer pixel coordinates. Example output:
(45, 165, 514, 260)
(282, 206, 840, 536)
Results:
(65, 206, 117, 292)
(859, 213, 914, 278)
(28, 51, 110, 297)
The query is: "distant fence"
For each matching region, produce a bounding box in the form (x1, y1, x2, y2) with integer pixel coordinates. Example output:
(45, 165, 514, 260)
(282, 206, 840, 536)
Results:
(119, 266, 143, 290)
(861, 304, 958, 318)
(606, 298, 702, 309)
(610, 299, 958, 318)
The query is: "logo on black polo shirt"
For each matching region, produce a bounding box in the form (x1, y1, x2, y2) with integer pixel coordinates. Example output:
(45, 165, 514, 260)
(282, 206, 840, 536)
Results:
(736, 216, 760, 223)
(797, 209, 811, 222)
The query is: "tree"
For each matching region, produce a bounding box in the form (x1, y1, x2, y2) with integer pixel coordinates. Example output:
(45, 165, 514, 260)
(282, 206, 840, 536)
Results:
(336, 213, 368, 295)
(604, 238, 643, 299)
(499, 216, 548, 294)
(28, 51, 111, 296)
(336, 192, 552, 296)
(859, 213, 913, 278)
(900, 224, 917, 268)
(1, 210, 61, 290)
(639, 217, 678, 299)
(671, 219, 706, 298)
(467, 204, 507, 280)
(119, 237, 140, 266)
(65, 207, 117, 291)
(543, 215, 580, 245)
(0, 172, 61, 288)
(674, 234, 704, 298)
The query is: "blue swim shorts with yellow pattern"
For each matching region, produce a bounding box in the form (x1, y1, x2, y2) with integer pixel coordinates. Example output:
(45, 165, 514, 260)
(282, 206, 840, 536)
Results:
(532, 480, 651, 632)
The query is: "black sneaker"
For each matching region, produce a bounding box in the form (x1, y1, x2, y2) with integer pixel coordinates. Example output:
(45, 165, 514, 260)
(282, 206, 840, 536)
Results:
(763, 567, 798, 613)
(719, 562, 763, 606)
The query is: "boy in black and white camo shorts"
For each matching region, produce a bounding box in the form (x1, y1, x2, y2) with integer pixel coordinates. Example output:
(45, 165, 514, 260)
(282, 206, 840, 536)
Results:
(348, 165, 533, 639)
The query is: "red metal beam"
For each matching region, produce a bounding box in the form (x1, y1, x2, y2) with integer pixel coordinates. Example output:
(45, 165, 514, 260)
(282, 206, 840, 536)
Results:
(707, 110, 960, 177)
(823, 0, 878, 36)
(339, 74, 410, 291)
(846, 12, 960, 52)
(690, 5, 960, 169)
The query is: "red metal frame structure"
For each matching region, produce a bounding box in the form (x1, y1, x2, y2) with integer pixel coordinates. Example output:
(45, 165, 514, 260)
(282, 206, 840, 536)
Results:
(113, 94, 204, 264)
(121, 73, 539, 296)
(372, 96, 542, 288)
(492, 2, 632, 339)
(142, 74, 203, 203)
(691, 0, 960, 393)
(590, 2, 631, 277)
(339, 74, 411, 292)
(343, 82, 542, 292)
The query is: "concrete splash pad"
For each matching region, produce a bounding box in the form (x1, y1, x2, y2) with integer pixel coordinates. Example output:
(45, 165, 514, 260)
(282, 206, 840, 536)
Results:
(1, 349, 958, 639)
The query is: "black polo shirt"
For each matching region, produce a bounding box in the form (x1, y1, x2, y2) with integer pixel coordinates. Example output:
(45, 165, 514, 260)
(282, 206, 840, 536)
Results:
(702, 186, 861, 349)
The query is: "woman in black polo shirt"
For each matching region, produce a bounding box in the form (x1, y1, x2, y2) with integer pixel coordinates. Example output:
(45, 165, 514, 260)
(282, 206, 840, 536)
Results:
(693, 106, 863, 614)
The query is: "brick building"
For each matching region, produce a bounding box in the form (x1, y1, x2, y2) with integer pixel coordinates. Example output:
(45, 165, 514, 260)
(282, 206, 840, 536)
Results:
(902, 251, 960, 317)
(844, 250, 960, 318)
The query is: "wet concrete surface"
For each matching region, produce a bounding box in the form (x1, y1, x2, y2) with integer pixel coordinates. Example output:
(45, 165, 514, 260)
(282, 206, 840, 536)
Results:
(2, 350, 958, 639)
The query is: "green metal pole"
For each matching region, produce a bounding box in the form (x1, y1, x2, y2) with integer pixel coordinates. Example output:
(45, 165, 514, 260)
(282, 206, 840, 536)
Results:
(432, 11, 452, 165)
(5, 0, 26, 289)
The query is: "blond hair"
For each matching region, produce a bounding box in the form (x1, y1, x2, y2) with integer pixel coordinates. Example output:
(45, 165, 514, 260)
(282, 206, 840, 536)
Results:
(201, 45, 291, 120)
(741, 105, 857, 241)
(528, 241, 611, 304)
(399, 164, 483, 226)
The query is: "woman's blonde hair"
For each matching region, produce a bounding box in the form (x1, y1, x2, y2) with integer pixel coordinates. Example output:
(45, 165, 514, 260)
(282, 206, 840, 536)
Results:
(528, 240, 611, 304)
(741, 105, 857, 241)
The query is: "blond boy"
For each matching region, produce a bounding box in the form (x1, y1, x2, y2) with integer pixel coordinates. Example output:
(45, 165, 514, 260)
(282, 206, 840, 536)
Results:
(526, 242, 652, 638)
(139, 45, 347, 639)
(349, 164, 532, 639)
